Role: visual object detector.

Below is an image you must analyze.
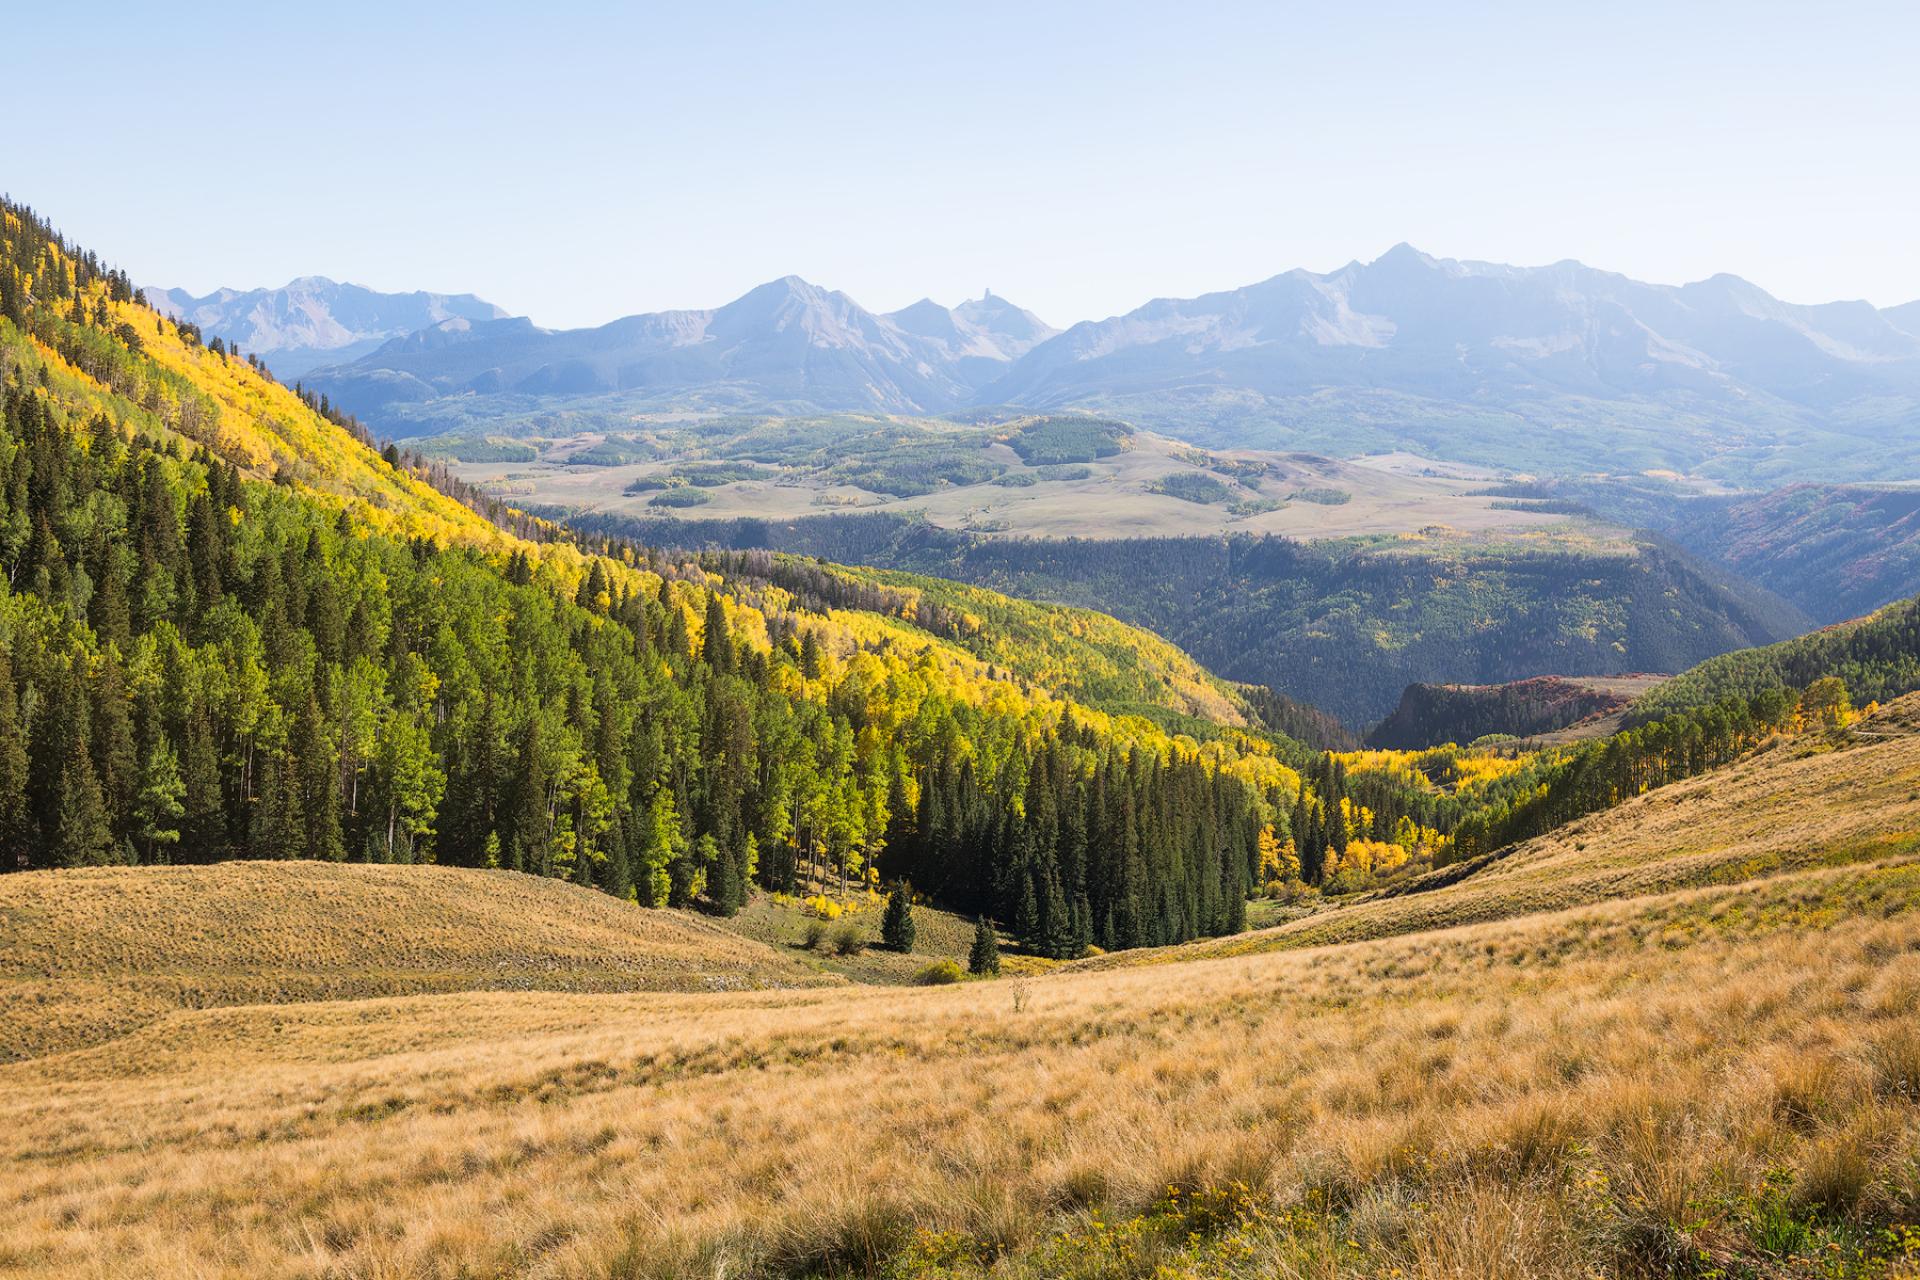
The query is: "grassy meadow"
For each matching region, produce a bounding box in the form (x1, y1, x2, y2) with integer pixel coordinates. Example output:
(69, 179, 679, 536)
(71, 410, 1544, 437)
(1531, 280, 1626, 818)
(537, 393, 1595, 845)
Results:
(5, 708, 1920, 1277)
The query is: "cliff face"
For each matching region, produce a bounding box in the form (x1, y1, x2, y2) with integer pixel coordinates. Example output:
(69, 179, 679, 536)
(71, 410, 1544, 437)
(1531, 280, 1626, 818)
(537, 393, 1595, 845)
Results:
(1365, 675, 1643, 749)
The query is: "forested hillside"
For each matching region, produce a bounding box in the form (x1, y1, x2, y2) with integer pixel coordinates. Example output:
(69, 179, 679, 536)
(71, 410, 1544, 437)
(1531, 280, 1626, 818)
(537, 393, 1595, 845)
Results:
(1628, 593, 1920, 724)
(559, 511, 1807, 724)
(0, 198, 1317, 956)
(1485, 474, 1920, 624)
(1364, 675, 1655, 749)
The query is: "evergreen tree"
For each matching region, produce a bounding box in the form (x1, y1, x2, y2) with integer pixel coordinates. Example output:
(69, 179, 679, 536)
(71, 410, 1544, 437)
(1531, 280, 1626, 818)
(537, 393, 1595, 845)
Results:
(0, 648, 30, 870)
(881, 880, 915, 952)
(967, 916, 1001, 976)
(51, 736, 115, 867)
(178, 698, 225, 863)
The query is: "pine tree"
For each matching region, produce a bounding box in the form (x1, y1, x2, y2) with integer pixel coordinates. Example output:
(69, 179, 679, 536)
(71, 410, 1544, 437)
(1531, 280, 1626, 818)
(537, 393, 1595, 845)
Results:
(178, 698, 226, 863)
(292, 691, 343, 860)
(0, 648, 30, 870)
(702, 593, 733, 673)
(1040, 868, 1074, 959)
(51, 737, 115, 867)
(881, 880, 915, 952)
(968, 916, 1001, 976)
(709, 840, 745, 916)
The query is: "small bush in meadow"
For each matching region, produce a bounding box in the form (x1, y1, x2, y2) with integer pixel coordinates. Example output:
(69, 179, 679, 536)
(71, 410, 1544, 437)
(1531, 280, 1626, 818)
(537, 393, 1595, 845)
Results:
(915, 959, 965, 985)
(831, 923, 866, 956)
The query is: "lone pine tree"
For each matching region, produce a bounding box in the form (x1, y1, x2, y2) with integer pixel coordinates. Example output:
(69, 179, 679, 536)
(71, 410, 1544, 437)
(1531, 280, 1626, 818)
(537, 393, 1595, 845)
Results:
(968, 916, 1001, 976)
(881, 880, 915, 952)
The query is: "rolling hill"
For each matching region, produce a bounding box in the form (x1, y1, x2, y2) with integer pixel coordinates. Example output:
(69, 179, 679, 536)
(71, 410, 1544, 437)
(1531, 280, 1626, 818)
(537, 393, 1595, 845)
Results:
(1092, 691, 1920, 968)
(0, 861, 838, 1063)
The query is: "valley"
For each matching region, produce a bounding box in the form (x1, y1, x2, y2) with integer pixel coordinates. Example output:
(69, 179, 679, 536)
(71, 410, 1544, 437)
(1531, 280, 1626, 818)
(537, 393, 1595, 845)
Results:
(9, 44, 1920, 1279)
(5, 702, 1918, 1278)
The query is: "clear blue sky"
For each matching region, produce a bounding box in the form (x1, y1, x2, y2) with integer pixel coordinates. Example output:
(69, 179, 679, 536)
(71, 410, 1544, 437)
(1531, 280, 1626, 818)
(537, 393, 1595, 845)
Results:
(7, 1, 1918, 328)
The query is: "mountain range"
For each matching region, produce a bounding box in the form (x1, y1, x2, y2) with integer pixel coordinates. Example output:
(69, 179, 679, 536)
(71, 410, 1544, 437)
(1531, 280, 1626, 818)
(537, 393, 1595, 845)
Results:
(302, 277, 1055, 423)
(145, 277, 508, 378)
(236, 250, 1920, 481)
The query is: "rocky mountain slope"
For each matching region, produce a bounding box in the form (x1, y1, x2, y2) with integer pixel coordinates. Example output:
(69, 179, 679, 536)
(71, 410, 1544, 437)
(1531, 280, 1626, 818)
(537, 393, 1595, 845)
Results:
(309, 277, 1053, 422)
(145, 276, 506, 378)
(301, 248, 1920, 481)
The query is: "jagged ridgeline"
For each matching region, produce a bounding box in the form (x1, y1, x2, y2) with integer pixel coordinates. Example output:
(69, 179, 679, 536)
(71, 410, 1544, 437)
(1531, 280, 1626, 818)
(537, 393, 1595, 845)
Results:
(0, 197, 1315, 952)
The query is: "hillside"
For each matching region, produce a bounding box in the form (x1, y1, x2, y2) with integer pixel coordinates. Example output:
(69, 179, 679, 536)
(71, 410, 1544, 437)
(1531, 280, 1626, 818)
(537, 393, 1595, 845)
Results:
(1089, 692, 1920, 969)
(5, 708, 1917, 1276)
(1666, 483, 1920, 624)
(572, 516, 1806, 725)
(1462, 473, 1920, 627)
(713, 553, 1258, 728)
(1629, 592, 1920, 724)
(1365, 674, 1668, 749)
(0, 861, 837, 1062)
(0, 196, 1297, 960)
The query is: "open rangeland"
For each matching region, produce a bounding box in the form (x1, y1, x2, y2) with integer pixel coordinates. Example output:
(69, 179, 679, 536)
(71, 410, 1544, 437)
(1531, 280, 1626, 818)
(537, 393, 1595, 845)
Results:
(0, 862, 840, 1064)
(453, 428, 1595, 542)
(5, 726, 1920, 1277)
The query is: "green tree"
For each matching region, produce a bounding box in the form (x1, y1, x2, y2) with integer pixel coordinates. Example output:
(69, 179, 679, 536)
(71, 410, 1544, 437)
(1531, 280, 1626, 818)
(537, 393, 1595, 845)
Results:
(881, 880, 915, 952)
(132, 738, 186, 862)
(968, 916, 1001, 976)
(636, 789, 684, 907)
(373, 710, 444, 863)
(0, 648, 30, 869)
(52, 739, 116, 867)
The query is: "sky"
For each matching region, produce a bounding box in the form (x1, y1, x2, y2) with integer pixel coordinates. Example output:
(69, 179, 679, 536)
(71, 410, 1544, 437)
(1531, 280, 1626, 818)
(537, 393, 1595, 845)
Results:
(7, 1, 1919, 330)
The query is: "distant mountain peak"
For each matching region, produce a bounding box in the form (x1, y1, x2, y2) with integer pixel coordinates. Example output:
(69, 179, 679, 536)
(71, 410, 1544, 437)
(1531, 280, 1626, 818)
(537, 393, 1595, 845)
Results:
(145, 277, 507, 379)
(299, 250, 1920, 477)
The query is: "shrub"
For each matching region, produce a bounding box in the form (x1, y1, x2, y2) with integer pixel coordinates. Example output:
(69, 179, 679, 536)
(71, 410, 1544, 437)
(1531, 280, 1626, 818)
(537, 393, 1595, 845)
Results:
(801, 919, 829, 951)
(915, 959, 965, 985)
(831, 923, 866, 956)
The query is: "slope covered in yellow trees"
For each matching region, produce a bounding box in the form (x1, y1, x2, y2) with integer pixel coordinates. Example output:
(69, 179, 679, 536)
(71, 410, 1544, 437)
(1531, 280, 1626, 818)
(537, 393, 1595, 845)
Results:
(0, 196, 1307, 955)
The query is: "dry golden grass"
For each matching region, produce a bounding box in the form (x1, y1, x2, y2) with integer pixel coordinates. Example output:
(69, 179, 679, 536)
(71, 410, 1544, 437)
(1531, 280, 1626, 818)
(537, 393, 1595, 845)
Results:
(0, 862, 840, 1062)
(1, 862, 1917, 1275)
(1085, 695, 1920, 971)
(6, 715, 1920, 1277)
